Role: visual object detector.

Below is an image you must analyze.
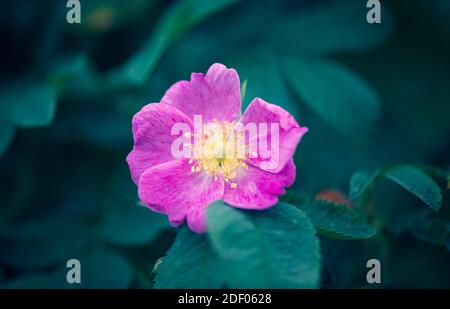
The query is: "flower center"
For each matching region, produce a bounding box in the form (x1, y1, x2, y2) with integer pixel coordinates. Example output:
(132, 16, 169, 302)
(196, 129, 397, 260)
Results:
(189, 120, 248, 189)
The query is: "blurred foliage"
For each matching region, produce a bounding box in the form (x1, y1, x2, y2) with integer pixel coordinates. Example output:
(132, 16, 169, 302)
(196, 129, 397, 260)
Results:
(0, 0, 449, 288)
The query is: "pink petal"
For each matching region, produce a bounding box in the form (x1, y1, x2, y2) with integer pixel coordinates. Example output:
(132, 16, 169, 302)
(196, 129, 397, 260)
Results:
(126, 103, 193, 184)
(138, 159, 225, 233)
(223, 160, 296, 209)
(160, 63, 241, 123)
(241, 98, 308, 173)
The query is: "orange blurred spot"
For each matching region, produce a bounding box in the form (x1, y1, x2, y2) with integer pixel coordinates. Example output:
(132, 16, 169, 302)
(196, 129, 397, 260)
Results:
(316, 189, 353, 208)
(87, 6, 115, 33)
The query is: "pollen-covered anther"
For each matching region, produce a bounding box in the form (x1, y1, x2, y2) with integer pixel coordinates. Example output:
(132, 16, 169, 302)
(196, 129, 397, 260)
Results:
(189, 120, 248, 185)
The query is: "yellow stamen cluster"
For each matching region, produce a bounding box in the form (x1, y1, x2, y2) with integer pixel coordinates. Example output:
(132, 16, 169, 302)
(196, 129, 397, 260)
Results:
(188, 120, 248, 189)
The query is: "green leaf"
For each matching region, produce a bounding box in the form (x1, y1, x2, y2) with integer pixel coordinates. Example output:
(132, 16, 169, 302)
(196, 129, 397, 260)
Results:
(271, 0, 393, 54)
(383, 165, 442, 212)
(349, 170, 379, 200)
(0, 83, 57, 128)
(0, 123, 14, 157)
(283, 192, 376, 240)
(299, 204, 376, 241)
(99, 204, 170, 246)
(109, 0, 240, 85)
(284, 57, 381, 142)
(154, 226, 224, 288)
(207, 201, 320, 288)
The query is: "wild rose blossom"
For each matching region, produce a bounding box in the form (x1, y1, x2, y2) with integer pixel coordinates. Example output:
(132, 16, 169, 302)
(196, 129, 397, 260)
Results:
(127, 63, 308, 233)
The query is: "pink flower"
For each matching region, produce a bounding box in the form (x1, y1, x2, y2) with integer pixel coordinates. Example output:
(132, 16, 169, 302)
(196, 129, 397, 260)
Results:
(126, 63, 308, 233)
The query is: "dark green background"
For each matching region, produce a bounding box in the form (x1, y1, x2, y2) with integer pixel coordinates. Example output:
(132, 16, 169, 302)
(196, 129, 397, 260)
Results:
(0, 0, 449, 288)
